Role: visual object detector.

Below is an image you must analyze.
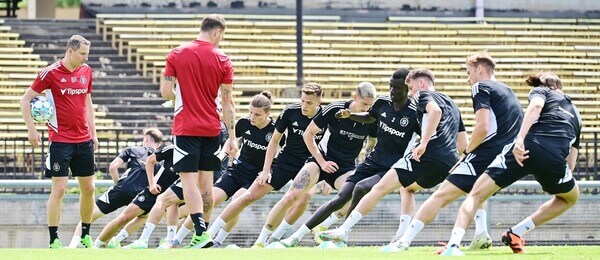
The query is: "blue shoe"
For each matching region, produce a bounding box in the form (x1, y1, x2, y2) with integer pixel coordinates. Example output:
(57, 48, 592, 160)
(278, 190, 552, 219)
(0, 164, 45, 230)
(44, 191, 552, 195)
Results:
(441, 245, 465, 256)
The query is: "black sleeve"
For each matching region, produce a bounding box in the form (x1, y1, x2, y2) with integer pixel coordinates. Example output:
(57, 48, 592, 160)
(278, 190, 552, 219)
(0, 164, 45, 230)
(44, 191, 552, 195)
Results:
(235, 118, 245, 138)
(528, 87, 547, 102)
(369, 121, 379, 137)
(117, 148, 131, 162)
(368, 97, 384, 119)
(416, 91, 434, 114)
(313, 103, 340, 129)
(471, 82, 492, 112)
(275, 107, 290, 133)
(572, 106, 582, 149)
(458, 114, 466, 132)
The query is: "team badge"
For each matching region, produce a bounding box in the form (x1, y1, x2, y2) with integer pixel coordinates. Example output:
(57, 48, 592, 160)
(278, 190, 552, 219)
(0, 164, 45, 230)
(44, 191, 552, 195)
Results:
(53, 162, 60, 172)
(400, 116, 409, 127)
(71, 77, 77, 83)
(266, 132, 273, 142)
(80, 76, 87, 84)
(137, 195, 145, 202)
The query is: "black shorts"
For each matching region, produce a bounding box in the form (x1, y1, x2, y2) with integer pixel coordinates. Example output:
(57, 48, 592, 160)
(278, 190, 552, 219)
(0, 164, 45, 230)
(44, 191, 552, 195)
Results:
(345, 158, 389, 184)
(45, 140, 95, 178)
(392, 155, 451, 189)
(173, 136, 221, 173)
(213, 158, 227, 182)
(486, 140, 576, 195)
(268, 158, 302, 191)
(95, 186, 135, 214)
(131, 188, 159, 215)
(446, 149, 499, 193)
(170, 179, 184, 200)
(214, 165, 256, 199)
(307, 156, 354, 189)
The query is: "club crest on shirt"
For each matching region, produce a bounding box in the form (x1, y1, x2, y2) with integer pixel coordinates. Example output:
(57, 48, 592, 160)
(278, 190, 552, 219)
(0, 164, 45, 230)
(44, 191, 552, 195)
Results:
(80, 76, 87, 84)
(266, 132, 273, 142)
(71, 77, 77, 83)
(400, 116, 409, 127)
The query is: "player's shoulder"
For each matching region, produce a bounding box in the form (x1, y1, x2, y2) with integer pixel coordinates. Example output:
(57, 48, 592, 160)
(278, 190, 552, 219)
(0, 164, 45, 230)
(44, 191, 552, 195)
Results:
(322, 100, 347, 114)
(283, 103, 302, 112)
(375, 95, 392, 104)
(38, 61, 62, 79)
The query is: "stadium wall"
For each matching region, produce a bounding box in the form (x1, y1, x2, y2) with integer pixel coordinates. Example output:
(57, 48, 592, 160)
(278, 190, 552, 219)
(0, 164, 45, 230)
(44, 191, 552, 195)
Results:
(81, 0, 600, 12)
(2, 193, 599, 248)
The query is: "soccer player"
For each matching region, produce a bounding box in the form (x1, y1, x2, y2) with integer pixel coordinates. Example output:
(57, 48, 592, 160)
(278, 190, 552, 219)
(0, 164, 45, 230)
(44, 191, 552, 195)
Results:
(393, 53, 524, 252)
(253, 82, 378, 247)
(440, 72, 581, 256)
(205, 83, 327, 247)
(93, 145, 179, 248)
(160, 14, 236, 249)
(20, 35, 97, 249)
(279, 68, 420, 247)
(319, 68, 467, 244)
(68, 128, 163, 248)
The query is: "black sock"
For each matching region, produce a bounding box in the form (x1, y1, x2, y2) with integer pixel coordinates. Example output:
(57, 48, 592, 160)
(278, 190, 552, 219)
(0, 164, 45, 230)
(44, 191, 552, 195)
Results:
(81, 223, 91, 238)
(49, 226, 59, 244)
(190, 213, 206, 236)
(205, 222, 210, 229)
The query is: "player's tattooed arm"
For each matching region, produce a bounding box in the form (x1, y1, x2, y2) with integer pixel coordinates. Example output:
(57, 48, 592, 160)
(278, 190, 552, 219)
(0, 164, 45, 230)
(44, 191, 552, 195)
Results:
(292, 170, 311, 190)
(160, 76, 176, 100)
(221, 83, 237, 157)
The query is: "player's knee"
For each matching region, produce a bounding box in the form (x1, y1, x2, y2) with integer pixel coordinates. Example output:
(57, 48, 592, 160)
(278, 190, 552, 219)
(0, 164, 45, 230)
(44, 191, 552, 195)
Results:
(240, 192, 257, 205)
(282, 193, 298, 205)
(115, 216, 130, 226)
(79, 183, 95, 195)
(354, 182, 373, 196)
(299, 192, 312, 203)
(51, 184, 67, 195)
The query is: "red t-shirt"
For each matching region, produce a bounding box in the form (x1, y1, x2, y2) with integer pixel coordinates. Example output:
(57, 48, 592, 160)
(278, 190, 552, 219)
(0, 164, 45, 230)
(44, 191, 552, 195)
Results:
(30, 61, 93, 143)
(164, 40, 234, 137)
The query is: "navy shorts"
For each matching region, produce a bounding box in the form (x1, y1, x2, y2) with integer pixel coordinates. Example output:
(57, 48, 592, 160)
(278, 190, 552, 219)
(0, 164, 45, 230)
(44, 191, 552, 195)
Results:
(307, 156, 354, 189)
(173, 136, 221, 173)
(345, 158, 389, 184)
(486, 140, 576, 195)
(446, 149, 499, 193)
(131, 188, 158, 215)
(268, 157, 303, 191)
(45, 140, 95, 178)
(392, 155, 451, 189)
(214, 165, 257, 199)
(96, 186, 134, 214)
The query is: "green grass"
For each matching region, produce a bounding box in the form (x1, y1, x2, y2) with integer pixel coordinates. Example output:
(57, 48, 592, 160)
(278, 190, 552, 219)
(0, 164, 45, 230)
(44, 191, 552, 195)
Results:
(1, 246, 598, 260)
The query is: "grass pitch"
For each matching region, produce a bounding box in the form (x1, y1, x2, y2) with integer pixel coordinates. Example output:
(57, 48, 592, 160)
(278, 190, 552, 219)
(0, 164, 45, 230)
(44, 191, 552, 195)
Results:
(1, 246, 597, 260)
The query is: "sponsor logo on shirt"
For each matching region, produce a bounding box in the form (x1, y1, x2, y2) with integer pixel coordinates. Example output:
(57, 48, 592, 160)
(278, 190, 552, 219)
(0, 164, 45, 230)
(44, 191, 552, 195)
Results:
(339, 130, 366, 141)
(60, 88, 88, 95)
(379, 121, 406, 138)
(243, 139, 268, 150)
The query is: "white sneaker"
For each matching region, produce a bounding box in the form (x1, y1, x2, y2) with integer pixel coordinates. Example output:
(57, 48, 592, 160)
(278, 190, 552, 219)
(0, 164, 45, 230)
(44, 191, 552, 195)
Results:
(441, 244, 465, 256)
(280, 237, 299, 248)
(318, 229, 348, 243)
(123, 239, 148, 249)
(468, 232, 492, 250)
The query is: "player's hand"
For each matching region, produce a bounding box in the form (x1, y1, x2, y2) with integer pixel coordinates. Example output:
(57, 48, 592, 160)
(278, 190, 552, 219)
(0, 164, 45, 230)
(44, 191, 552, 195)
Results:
(92, 137, 99, 152)
(411, 142, 427, 162)
(319, 161, 339, 174)
(226, 137, 238, 159)
(256, 171, 272, 186)
(319, 181, 333, 196)
(512, 138, 529, 167)
(27, 130, 41, 148)
(149, 183, 162, 195)
(335, 109, 351, 119)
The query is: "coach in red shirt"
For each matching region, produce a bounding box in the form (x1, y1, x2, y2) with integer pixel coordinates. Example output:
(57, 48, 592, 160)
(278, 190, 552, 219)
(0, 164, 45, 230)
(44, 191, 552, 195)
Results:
(160, 14, 236, 248)
(20, 35, 97, 249)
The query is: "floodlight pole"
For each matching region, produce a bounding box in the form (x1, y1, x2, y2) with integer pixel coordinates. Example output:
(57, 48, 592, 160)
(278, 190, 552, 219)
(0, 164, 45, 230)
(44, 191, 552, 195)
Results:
(295, 0, 304, 88)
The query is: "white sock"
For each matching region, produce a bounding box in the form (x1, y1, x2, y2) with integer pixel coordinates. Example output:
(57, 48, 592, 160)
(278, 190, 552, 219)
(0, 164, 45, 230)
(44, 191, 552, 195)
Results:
(511, 217, 536, 237)
(395, 215, 412, 238)
(114, 229, 129, 243)
(93, 238, 105, 248)
(474, 209, 488, 235)
(175, 226, 192, 243)
(207, 217, 226, 238)
(339, 211, 362, 232)
(166, 225, 177, 240)
(69, 235, 80, 248)
(291, 224, 311, 241)
(447, 227, 466, 247)
(255, 226, 273, 245)
(399, 219, 424, 245)
(139, 223, 155, 241)
(214, 229, 230, 244)
(271, 220, 292, 240)
(319, 213, 340, 229)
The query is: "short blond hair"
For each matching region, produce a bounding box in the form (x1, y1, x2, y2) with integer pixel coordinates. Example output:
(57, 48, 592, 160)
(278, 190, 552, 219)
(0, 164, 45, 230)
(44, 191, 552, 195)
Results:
(466, 52, 496, 71)
(405, 68, 435, 85)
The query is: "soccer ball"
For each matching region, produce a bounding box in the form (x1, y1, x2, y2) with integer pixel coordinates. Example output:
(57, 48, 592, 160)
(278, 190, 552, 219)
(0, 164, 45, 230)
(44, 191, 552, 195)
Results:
(30, 96, 54, 123)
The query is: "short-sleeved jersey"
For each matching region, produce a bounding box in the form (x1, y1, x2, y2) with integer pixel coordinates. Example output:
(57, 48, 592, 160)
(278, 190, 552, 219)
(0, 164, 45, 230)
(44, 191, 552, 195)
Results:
(30, 61, 93, 143)
(165, 40, 234, 137)
(411, 91, 465, 166)
(471, 81, 523, 152)
(367, 96, 420, 167)
(153, 145, 180, 189)
(115, 146, 157, 196)
(314, 100, 378, 168)
(527, 87, 582, 155)
(275, 104, 325, 169)
(233, 117, 276, 174)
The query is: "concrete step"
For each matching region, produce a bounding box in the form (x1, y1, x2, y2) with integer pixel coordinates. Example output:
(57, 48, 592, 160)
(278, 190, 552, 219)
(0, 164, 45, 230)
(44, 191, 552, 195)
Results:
(32, 46, 116, 55)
